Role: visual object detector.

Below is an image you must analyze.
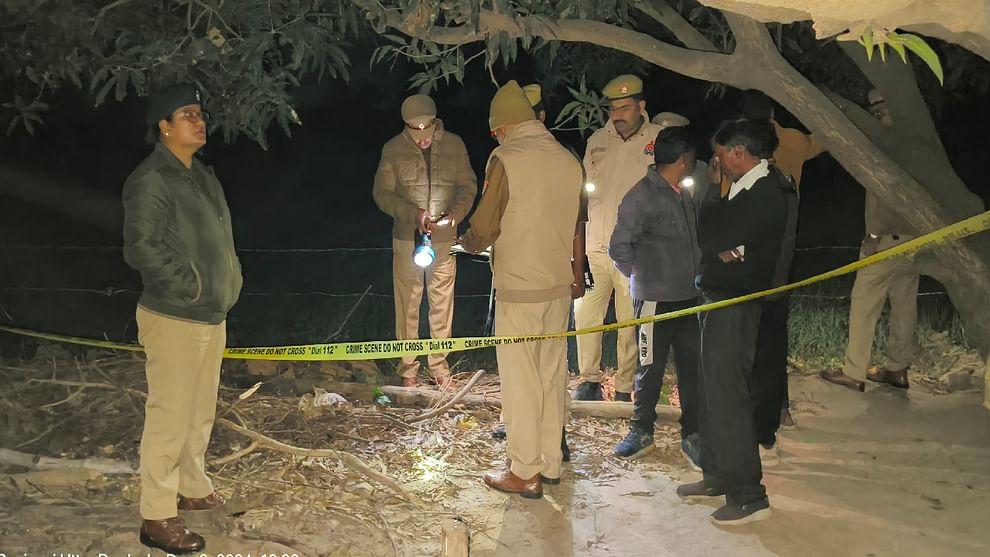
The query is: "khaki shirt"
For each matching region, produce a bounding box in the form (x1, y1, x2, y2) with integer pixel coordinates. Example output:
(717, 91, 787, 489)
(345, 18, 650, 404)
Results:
(461, 157, 510, 253)
(583, 117, 662, 252)
(372, 119, 477, 242)
(865, 191, 908, 236)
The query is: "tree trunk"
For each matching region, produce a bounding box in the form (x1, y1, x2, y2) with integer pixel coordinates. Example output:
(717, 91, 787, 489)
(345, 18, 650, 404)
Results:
(724, 16, 990, 356)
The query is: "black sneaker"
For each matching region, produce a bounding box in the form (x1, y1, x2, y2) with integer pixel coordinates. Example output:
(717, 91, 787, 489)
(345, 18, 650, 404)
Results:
(613, 425, 655, 458)
(561, 427, 571, 463)
(710, 498, 772, 525)
(680, 433, 702, 472)
(614, 391, 631, 402)
(574, 381, 603, 401)
(491, 424, 506, 440)
(675, 480, 725, 500)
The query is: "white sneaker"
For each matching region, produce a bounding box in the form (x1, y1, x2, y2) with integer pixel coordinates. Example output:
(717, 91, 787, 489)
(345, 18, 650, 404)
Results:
(759, 443, 780, 468)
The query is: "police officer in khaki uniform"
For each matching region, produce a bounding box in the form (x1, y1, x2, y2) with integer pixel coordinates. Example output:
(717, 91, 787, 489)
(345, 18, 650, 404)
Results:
(820, 90, 919, 392)
(373, 95, 477, 387)
(575, 75, 662, 401)
(462, 81, 582, 498)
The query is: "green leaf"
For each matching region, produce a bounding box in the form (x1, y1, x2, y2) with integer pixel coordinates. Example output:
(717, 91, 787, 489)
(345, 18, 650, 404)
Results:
(114, 70, 129, 101)
(862, 27, 875, 61)
(886, 34, 909, 63)
(94, 75, 117, 106)
(7, 115, 23, 135)
(877, 41, 887, 62)
(900, 33, 945, 85)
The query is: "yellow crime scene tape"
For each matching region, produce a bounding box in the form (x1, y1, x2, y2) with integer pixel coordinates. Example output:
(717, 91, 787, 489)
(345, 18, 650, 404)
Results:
(2, 210, 989, 361)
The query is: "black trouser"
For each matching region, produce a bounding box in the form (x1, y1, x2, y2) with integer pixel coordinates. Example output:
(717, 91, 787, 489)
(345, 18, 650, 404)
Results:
(697, 293, 766, 505)
(751, 297, 790, 447)
(631, 298, 700, 438)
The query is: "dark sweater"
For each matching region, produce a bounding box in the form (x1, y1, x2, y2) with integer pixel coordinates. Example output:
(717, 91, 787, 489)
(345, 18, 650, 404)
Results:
(697, 170, 789, 296)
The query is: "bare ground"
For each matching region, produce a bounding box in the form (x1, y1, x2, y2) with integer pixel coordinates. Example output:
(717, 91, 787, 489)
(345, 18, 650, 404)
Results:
(1, 350, 988, 557)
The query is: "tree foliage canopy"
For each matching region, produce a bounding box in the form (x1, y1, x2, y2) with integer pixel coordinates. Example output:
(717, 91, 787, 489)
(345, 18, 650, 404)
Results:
(1, 0, 360, 147)
(0, 0, 982, 146)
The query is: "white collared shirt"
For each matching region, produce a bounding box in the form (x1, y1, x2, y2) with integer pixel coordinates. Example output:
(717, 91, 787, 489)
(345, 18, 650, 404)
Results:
(727, 159, 770, 200)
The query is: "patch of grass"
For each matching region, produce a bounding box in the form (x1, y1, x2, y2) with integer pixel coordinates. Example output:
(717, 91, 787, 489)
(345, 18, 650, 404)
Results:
(788, 291, 973, 376)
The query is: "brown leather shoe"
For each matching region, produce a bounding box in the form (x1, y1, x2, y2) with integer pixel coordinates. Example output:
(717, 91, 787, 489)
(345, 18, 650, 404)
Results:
(140, 517, 205, 554)
(178, 491, 226, 511)
(819, 369, 865, 392)
(483, 468, 543, 499)
(402, 376, 417, 387)
(867, 367, 909, 389)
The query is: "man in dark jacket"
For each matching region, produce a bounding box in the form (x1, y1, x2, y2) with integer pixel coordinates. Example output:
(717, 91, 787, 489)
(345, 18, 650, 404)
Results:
(675, 119, 787, 526)
(608, 127, 703, 471)
(123, 85, 242, 553)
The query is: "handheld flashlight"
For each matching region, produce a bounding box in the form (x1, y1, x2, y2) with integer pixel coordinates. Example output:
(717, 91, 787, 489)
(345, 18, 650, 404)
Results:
(413, 231, 436, 268)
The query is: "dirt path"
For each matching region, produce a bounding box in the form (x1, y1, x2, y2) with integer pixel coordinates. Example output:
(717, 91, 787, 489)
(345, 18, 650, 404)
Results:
(459, 375, 990, 556)
(1, 374, 987, 556)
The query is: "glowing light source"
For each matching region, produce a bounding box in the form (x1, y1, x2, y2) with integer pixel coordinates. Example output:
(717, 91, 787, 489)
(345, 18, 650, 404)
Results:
(413, 232, 436, 268)
(584, 182, 596, 193)
(680, 176, 695, 188)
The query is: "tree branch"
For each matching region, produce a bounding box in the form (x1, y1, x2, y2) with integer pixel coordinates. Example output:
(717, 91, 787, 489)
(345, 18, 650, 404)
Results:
(635, 0, 720, 53)
(838, 42, 938, 144)
(406, 369, 485, 423)
(821, 89, 896, 147)
(721, 9, 773, 57)
(218, 418, 424, 507)
(838, 42, 985, 217)
(351, 0, 735, 82)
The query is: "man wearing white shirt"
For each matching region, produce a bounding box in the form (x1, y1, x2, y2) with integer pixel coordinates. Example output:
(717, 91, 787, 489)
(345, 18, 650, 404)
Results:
(675, 119, 789, 526)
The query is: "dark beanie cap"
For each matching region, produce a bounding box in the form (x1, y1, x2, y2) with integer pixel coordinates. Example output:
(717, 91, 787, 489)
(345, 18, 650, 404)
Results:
(146, 85, 202, 127)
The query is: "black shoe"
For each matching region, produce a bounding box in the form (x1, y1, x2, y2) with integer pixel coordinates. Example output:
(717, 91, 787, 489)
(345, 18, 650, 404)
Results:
(491, 423, 506, 440)
(561, 427, 571, 463)
(710, 498, 772, 525)
(539, 474, 561, 485)
(676, 480, 725, 500)
(574, 381, 603, 401)
(614, 391, 631, 402)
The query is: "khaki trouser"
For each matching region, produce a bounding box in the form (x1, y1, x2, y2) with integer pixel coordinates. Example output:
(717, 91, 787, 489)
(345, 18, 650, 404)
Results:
(842, 235, 919, 381)
(573, 250, 637, 392)
(497, 297, 571, 480)
(392, 238, 455, 380)
(136, 306, 225, 520)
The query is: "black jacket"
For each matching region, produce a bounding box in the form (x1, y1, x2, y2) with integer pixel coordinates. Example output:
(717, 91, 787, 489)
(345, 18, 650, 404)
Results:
(697, 168, 789, 296)
(122, 143, 242, 324)
(609, 167, 701, 302)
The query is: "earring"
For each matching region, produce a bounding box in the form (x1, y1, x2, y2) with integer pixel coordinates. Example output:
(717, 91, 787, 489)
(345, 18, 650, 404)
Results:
(164, 131, 169, 136)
